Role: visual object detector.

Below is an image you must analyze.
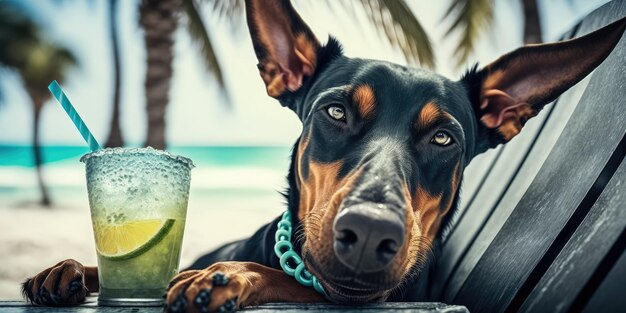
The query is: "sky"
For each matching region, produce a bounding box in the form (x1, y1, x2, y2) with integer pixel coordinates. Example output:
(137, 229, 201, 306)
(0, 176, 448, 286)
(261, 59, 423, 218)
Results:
(0, 0, 610, 146)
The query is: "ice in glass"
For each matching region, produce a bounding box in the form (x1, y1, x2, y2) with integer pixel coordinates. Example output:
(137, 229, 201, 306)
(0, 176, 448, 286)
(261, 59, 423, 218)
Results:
(81, 147, 193, 306)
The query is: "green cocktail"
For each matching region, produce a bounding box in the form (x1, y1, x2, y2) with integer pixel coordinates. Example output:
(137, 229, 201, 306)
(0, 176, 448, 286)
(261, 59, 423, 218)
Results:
(81, 147, 194, 306)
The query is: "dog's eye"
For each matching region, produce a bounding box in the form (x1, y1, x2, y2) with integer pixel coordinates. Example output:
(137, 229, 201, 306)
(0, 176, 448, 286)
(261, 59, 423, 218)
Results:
(326, 105, 346, 121)
(431, 131, 453, 146)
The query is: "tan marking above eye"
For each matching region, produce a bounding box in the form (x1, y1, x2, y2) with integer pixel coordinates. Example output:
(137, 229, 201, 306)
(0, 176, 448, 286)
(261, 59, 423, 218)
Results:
(352, 85, 376, 119)
(417, 102, 443, 131)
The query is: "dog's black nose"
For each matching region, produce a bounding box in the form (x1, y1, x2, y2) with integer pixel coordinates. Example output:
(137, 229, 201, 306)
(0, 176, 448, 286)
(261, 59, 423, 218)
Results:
(333, 204, 405, 272)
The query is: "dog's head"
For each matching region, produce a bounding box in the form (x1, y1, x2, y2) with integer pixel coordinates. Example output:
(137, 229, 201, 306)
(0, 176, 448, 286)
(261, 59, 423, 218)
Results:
(245, 0, 626, 303)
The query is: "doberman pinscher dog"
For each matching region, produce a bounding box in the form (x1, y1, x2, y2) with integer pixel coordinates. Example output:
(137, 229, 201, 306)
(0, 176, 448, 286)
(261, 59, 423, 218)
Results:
(22, 1, 626, 311)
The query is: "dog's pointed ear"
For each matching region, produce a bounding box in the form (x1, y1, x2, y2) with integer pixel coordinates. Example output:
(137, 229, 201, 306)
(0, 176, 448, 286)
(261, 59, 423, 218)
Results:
(245, 0, 320, 99)
(466, 16, 626, 151)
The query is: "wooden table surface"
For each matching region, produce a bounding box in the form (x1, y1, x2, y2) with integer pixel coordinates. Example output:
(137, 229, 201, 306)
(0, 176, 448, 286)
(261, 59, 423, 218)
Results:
(0, 297, 468, 312)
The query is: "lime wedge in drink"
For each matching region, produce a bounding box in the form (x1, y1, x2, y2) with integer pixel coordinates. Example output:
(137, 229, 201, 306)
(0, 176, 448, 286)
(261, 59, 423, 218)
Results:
(94, 219, 175, 261)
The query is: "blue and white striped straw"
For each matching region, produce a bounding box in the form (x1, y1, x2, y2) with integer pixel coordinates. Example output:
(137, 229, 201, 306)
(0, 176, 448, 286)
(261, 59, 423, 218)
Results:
(48, 80, 101, 151)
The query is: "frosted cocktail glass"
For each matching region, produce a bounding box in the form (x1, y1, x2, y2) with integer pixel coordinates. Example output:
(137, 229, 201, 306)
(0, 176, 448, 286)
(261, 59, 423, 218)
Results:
(81, 147, 194, 306)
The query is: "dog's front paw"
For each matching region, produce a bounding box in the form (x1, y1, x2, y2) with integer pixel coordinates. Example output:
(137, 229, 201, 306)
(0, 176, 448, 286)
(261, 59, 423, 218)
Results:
(165, 263, 262, 313)
(21, 259, 88, 306)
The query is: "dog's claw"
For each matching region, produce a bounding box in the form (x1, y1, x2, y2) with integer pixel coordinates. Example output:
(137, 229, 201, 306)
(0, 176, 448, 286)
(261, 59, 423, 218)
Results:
(168, 287, 188, 313)
(38, 287, 50, 304)
(49, 291, 61, 305)
(194, 288, 212, 312)
(167, 278, 181, 291)
(211, 273, 229, 287)
(68, 279, 82, 295)
(33, 293, 41, 305)
(217, 297, 237, 313)
(166, 282, 175, 291)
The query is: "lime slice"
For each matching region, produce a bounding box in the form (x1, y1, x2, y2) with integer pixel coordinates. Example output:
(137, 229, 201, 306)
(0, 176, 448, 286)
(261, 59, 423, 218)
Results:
(94, 219, 175, 261)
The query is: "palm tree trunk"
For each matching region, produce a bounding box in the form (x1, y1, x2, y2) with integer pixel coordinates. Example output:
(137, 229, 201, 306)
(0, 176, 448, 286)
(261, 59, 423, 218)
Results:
(105, 0, 124, 148)
(32, 104, 51, 206)
(140, 0, 181, 150)
(521, 0, 542, 44)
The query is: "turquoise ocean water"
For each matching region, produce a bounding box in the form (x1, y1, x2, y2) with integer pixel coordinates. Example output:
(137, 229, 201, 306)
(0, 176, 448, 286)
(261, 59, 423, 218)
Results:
(0, 145, 293, 203)
(0, 145, 292, 168)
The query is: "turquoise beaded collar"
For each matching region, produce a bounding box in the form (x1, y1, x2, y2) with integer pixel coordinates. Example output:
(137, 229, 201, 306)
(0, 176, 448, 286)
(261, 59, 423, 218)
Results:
(274, 210, 326, 296)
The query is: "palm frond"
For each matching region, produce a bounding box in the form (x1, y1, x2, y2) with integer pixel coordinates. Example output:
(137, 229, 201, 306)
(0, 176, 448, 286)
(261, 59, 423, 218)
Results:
(350, 0, 435, 68)
(182, 0, 230, 103)
(443, 0, 493, 68)
(20, 43, 77, 97)
(204, 0, 244, 30)
(0, 1, 40, 69)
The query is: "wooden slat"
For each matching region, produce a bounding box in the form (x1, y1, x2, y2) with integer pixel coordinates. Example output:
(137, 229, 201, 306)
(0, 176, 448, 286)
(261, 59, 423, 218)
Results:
(0, 300, 468, 313)
(519, 157, 626, 312)
(247, 303, 468, 312)
(582, 247, 626, 313)
(442, 74, 592, 302)
(451, 2, 626, 311)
